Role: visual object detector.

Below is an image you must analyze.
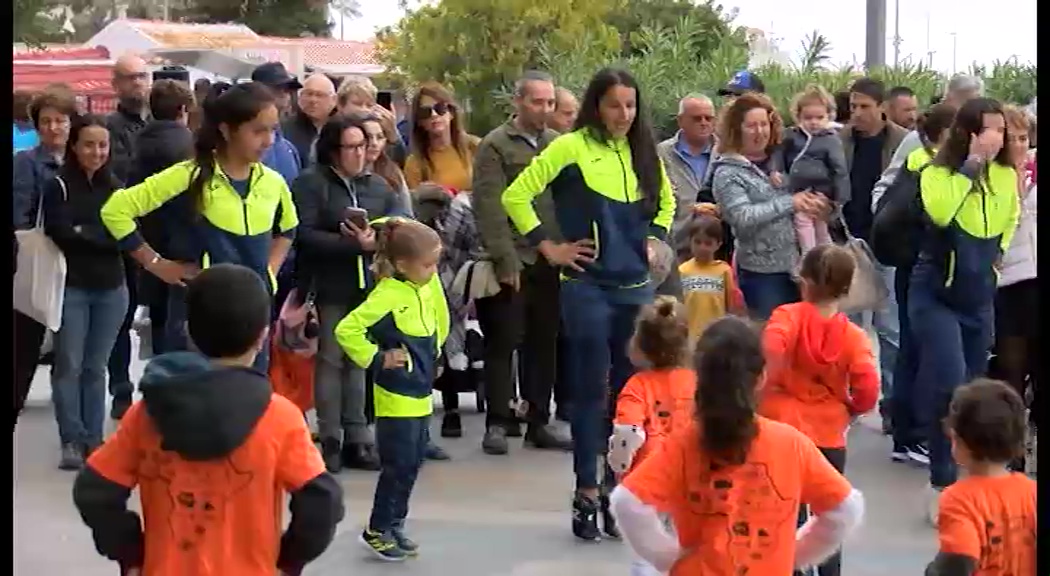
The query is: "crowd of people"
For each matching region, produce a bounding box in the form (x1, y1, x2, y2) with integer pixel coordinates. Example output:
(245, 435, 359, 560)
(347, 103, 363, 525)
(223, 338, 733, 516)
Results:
(11, 52, 1037, 576)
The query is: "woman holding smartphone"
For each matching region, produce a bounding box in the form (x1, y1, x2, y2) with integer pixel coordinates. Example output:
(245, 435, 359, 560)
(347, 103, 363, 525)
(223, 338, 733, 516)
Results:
(290, 115, 409, 473)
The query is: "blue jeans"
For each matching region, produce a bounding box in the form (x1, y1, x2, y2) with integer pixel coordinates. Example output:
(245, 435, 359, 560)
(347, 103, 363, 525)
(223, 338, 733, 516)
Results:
(164, 283, 190, 353)
(891, 264, 924, 446)
(52, 285, 129, 446)
(560, 280, 644, 490)
(369, 416, 428, 533)
(909, 267, 993, 488)
(736, 268, 800, 320)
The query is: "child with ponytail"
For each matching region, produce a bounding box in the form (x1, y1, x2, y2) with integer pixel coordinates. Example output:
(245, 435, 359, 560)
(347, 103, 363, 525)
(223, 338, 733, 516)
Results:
(607, 296, 695, 573)
(334, 218, 450, 561)
(759, 244, 879, 576)
(611, 316, 865, 576)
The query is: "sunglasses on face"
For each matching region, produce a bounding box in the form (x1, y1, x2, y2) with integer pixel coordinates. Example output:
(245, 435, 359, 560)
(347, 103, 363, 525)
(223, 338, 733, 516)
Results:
(417, 102, 451, 119)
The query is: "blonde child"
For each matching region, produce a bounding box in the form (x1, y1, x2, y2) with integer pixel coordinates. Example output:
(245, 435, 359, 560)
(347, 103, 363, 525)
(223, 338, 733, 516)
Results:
(608, 296, 695, 576)
(779, 85, 851, 254)
(926, 378, 1036, 575)
(678, 215, 744, 342)
(335, 218, 450, 561)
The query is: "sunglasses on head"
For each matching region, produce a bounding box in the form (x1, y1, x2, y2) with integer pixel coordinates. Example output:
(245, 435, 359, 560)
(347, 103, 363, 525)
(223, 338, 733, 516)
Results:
(417, 102, 451, 119)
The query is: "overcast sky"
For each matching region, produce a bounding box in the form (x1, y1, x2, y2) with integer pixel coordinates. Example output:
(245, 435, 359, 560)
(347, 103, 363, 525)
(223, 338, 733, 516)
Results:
(340, 0, 1037, 72)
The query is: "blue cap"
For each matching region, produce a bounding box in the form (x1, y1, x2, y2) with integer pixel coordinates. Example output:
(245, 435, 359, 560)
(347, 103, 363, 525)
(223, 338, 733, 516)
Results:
(718, 70, 765, 96)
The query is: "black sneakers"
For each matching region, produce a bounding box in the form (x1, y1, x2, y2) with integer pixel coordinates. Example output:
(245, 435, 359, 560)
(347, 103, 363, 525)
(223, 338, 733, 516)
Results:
(321, 438, 342, 474)
(342, 442, 381, 471)
(441, 412, 462, 438)
(482, 425, 509, 455)
(110, 394, 132, 420)
(359, 529, 408, 561)
(572, 494, 601, 542)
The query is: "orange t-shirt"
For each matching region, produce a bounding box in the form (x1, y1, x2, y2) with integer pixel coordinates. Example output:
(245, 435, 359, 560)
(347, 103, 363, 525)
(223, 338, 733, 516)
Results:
(614, 368, 697, 466)
(937, 473, 1037, 575)
(623, 418, 852, 576)
(759, 302, 880, 448)
(87, 395, 326, 576)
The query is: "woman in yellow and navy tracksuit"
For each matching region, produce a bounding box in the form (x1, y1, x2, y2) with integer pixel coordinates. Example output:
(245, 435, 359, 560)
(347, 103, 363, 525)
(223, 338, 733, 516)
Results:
(100, 83, 298, 371)
(335, 218, 449, 561)
(910, 98, 1019, 498)
(501, 69, 675, 541)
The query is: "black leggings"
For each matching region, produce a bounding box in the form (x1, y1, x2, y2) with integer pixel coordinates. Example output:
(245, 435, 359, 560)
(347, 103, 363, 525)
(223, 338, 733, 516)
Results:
(795, 447, 847, 576)
(13, 310, 47, 431)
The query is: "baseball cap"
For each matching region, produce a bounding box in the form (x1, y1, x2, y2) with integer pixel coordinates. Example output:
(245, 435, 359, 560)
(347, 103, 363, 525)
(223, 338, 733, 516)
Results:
(251, 62, 303, 90)
(718, 70, 765, 97)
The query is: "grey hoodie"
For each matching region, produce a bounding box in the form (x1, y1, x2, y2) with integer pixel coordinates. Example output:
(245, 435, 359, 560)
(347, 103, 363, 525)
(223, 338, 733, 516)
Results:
(711, 154, 799, 274)
(779, 126, 851, 203)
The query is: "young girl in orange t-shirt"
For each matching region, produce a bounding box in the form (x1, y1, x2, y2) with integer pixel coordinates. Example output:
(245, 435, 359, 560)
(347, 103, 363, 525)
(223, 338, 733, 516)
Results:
(759, 244, 879, 576)
(610, 316, 865, 576)
(607, 296, 695, 575)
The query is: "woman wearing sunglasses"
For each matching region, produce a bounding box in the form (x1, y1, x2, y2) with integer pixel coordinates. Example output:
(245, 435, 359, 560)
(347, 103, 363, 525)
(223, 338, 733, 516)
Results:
(403, 82, 480, 192)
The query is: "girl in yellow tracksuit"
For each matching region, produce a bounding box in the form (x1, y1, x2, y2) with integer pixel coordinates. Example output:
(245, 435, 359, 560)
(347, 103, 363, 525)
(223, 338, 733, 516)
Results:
(334, 218, 449, 561)
(908, 99, 1019, 511)
(99, 83, 298, 368)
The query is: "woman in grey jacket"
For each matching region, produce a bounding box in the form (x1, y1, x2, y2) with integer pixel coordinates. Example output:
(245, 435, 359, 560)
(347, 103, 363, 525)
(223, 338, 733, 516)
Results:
(711, 93, 828, 319)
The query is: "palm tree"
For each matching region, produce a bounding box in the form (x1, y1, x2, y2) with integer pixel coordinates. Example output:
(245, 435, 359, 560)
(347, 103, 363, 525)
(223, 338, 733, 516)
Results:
(331, 0, 361, 39)
(796, 30, 832, 74)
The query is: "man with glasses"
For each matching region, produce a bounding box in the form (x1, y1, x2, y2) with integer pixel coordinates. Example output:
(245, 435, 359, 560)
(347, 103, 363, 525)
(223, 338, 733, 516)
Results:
(282, 73, 337, 168)
(658, 94, 719, 270)
(104, 54, 151, 422)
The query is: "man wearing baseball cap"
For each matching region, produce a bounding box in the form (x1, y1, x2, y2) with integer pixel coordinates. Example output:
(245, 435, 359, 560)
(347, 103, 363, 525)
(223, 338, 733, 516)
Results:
(252, 62, 305, 318)
(717, 69, 766, 103)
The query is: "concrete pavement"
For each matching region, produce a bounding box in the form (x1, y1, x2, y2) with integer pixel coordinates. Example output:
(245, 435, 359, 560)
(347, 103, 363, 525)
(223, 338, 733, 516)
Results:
(15, 358, 939, 575)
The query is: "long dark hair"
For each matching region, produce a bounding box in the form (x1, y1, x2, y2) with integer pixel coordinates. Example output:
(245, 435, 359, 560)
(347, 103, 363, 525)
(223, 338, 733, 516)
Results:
(409, 82, 472, 181)
(344, 110, 404, 190)
(189, 82, 275, 212)
(933, 97, 1011, 171)
(64, 114, 118, 185)
(575, 68, 663, 213)
(917, 102, 959, 157)
(315, 114, 367, 169)
(694, 317, 764, 466)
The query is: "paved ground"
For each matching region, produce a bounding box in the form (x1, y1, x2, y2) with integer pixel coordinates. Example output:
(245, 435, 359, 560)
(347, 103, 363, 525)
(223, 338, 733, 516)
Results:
(15, 352, 940, 575)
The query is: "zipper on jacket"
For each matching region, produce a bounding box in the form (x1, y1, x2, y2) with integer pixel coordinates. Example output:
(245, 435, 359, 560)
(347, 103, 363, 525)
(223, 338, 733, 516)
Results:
(614, 147, 630, 201)
(981, 189, 989, 236)
(945, 250, 956, 288)
(357, 256, 366, 289)
(591, 221, 601, 260)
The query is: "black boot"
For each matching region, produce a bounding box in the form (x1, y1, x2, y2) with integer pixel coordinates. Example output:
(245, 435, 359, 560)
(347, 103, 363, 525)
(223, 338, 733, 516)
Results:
(321, 438, 342, 474)
(441, 412, 462, 438)
(571, 493, 601, 542)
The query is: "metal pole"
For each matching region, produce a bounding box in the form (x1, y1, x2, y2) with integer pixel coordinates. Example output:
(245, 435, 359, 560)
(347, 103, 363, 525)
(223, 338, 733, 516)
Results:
(865, 0, 887, 70)
(892, 0, 901, 67)
(951, 32, 958, 74)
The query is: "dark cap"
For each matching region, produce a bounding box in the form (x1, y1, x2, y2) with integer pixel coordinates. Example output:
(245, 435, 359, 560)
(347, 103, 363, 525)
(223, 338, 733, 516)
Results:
(251, 62, 302, 90)
(717, 70, 765, 97)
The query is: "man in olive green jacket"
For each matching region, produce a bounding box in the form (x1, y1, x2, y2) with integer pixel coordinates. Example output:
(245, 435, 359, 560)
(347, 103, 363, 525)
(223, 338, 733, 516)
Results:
(472, 71, 570, 456)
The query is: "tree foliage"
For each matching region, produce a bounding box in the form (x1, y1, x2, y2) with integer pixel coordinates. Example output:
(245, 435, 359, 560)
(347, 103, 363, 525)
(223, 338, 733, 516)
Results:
(376, 0, 624, 134)
(177, 0, 332, 37)
(607, 0, 742, 61)
(14, 0, 68, 46)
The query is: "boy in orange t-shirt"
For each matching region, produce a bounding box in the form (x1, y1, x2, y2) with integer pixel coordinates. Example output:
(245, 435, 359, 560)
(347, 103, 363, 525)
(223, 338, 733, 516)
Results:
(607, 296, 695, 573)
(678, 215, 744, 342)
(926, 378, 1036, 576)
(72, 264, 345, 576)
(611, 317, 864, 576)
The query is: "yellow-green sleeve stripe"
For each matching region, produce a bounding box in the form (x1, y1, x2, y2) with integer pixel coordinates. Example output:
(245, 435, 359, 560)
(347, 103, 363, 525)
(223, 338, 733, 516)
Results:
(335, 285, 395, 370)
(101, 162, 195, 251)
(501, 133, 576, 245)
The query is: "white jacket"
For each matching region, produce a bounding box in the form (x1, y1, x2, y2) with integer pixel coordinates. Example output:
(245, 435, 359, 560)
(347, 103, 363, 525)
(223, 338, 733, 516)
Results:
(999, 176, 1037, 287)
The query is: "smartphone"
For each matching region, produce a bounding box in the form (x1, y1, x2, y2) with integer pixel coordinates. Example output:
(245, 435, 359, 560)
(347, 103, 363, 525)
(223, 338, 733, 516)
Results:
(377, 91, 393, 111)
(344, 207, 369, 229)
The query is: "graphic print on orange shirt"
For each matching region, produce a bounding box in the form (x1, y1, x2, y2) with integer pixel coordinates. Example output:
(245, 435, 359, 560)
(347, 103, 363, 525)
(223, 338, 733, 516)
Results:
(139, 450, 255, 552)
(614, 368, 696, 466)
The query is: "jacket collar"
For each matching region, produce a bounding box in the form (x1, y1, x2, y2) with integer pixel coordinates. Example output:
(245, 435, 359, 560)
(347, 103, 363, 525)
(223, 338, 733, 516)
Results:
(502, 117, 552, 144)
(672, 130, 713, 157)
(116, 100, 149, 123)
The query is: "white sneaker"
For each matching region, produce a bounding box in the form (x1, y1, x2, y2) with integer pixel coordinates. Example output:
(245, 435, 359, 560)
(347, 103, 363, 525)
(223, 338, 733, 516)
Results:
(925, 484, 943, 527)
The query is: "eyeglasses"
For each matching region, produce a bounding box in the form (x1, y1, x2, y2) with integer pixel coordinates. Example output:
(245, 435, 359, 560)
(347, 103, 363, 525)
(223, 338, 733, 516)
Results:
(688, 115, 715, 122)
(417, 102, 451, 119)
(340, 142, 367, 152)
(116, 72, 149, 81)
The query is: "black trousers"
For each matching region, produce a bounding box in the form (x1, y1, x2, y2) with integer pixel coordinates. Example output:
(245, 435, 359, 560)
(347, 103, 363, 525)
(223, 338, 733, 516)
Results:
(475, 259, 560, 428)
(14, 310, 47, 430)
(796, 447, 847, 576)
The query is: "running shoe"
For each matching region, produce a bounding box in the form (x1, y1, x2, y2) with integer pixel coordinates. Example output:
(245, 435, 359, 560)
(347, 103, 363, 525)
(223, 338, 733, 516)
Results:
(572, 494, 601, 542)
(360, 529, 408, 561)
(391, 528, 419, 556)
(907, 443, 930, 466)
